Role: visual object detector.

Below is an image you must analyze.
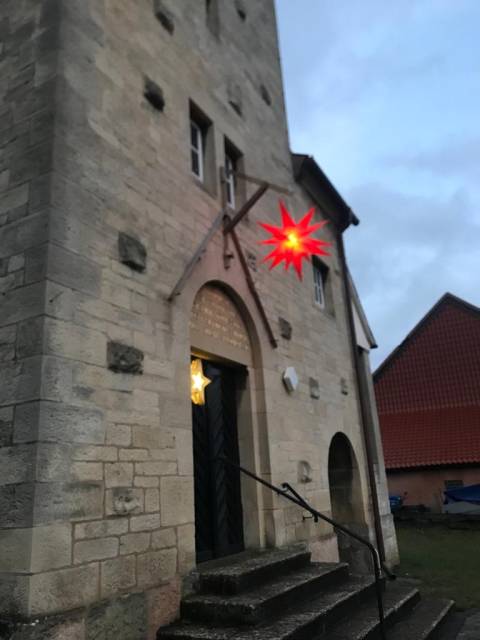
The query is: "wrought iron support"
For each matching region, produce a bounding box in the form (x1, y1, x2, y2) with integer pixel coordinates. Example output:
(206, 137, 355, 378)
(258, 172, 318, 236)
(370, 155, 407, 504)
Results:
(168, 169, 288, 351)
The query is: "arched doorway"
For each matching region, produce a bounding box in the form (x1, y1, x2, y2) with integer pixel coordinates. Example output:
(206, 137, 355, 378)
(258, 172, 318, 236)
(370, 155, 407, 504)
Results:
(189, 283, 260, 562)
(328, 433, 369, 572)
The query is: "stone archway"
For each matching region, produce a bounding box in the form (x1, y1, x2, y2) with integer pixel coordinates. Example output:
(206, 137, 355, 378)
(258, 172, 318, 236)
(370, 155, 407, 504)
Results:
(328, 432, 370, 573)
(189, 283, 266, 559)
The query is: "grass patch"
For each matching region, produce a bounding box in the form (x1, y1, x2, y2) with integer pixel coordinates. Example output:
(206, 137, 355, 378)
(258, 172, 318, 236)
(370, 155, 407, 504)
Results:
(395, 522, 480, 609)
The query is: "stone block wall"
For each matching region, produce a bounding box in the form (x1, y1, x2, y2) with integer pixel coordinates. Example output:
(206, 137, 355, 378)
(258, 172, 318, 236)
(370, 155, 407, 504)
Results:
(0, 0, 58, 620)
(0, 0, 395, 637)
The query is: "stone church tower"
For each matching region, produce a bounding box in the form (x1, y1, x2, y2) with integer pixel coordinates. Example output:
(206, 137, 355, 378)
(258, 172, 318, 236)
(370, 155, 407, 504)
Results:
(0, 1, 396, 638)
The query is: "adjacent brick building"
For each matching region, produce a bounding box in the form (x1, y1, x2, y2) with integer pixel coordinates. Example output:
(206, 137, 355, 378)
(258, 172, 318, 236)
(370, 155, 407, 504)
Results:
(375, 293, 480, 511)
(0, 1, 396, 638)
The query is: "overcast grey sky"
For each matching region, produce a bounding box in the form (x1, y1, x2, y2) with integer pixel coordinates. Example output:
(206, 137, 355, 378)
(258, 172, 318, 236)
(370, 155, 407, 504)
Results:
(275, 0, 480, 368)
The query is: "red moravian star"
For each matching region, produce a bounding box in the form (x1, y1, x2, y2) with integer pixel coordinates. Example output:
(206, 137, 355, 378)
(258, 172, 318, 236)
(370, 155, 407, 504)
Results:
(259, 201, 331, 279)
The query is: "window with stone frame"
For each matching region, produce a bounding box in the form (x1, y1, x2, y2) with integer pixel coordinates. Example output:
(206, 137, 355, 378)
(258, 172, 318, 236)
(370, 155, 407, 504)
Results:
(313, 257, 335, 316)
(313, 258, 328, 309)
(189, 101, 216, 196)
(224, 138, 245, 210)
(190, 120, 204, 182)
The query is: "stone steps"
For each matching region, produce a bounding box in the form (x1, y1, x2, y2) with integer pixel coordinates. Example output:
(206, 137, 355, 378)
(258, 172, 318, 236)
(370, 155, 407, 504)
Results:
(387, 599, 454, 640)
(182, 563, 350, 625)
(195, 545, 312, 596)
(156, 546, 462, 640)
(326, 581, 420, 640)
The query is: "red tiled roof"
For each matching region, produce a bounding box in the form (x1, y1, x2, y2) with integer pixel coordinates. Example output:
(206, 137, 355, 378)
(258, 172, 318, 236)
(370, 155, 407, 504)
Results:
(374, 294, 480, 469)
(381, 407, 480, 469)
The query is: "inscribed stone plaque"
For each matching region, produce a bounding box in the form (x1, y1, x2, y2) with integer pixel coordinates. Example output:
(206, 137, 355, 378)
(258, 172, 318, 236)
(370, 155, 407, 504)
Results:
(190, 285, 251, 364)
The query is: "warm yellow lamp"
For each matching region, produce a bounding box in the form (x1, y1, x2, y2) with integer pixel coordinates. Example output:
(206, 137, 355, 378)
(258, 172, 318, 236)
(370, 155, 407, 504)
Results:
(191, 359, 211, 405)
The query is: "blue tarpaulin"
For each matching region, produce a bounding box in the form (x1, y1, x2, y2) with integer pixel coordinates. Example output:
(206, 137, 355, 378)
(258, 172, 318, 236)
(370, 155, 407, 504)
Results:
(444, 484, 480, 505)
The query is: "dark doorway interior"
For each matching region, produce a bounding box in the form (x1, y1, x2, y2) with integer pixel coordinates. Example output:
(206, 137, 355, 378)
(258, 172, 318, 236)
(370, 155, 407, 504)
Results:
(328, 432, 369, 573)
(192, 358, 245, 563)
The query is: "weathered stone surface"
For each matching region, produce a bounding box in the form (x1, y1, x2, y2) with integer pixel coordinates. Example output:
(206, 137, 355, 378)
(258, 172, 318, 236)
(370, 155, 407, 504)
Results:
(101, 555, 136, 598)
(74, 537, 119, 564)
(107, 341, 144, 374)
(70, 462, 103, 482)
(0, 406, 14, 446)
(0, 213, 48, 261)
(85, 593, 146, 640)
(0, 573, 29, 617)
(106, 487, 143, 516)
(36, 443, 73, 482)
(309, 377, 320, 399)
(16, 317, 44, 359)
(31, 523, 72, 573)
(234, 0, 247, 21)
(105, 462, 134, 488)
(151, 527, 176, 550)
(0, 528, 32, 572)
(0, 282, 44, 327)
(137, 548, 177, 589)
(154, 1, 175, 34)
(130, 513, 160, 532)
(0, 483, 34, 529)
(144, 79, 165, 113)
(279, 316, 292, 340)
(132, 425, 174, 450)
(4, 614, 85, 640)
(0, 444, 35, 486)
(145, 487, 160, 512)
(33, 482, 103, 524)
(146, 578, 181, 639)
(227, 79, 242, 116)
(47, 243, 101, 296)
(30, 564, 99, 615)
(75, 518, 129, 540)
(176, 524, 195, 574)
(260, 83, 272, 106)
(0, 357, 42, 405)
(160, 477, 194, 527)
(120, 532, 150, 556)
(118, 232, 147, 272)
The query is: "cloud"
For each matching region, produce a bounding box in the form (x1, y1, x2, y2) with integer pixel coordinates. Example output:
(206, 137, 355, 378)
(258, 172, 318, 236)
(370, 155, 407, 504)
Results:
(276, 0, 480, 369)
(383, 137, 480, 181)
(344, 183, 480, 367)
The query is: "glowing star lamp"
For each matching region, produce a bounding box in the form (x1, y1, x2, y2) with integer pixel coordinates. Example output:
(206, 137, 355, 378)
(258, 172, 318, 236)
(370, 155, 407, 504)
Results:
(259, 201, 331, 279)
(191, 359, 212, 406)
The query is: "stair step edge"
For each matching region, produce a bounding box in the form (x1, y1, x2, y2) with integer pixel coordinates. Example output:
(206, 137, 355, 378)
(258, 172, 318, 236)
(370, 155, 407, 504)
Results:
(181, 564, 350, 624)
(197, 546, 313, 595)
(388, 598, 455, 640)
(326, 584, 420, 640)
(159, 576, 377, 639)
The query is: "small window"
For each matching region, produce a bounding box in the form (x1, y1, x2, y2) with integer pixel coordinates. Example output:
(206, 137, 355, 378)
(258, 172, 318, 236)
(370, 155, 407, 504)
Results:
(190, 120, 204, 181)
(224, 138, 244, 209)
(189, 101, 216, 196)
(313, 259, 328, 308)
(225, 154, 236, 208)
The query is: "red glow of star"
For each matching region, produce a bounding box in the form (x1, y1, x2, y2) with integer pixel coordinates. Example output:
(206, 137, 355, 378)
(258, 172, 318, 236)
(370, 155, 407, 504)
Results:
(259, 201, 331, 279)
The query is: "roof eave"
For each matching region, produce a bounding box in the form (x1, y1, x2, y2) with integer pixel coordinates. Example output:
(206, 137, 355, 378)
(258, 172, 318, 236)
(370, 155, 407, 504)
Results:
(292, 153, 359, 233)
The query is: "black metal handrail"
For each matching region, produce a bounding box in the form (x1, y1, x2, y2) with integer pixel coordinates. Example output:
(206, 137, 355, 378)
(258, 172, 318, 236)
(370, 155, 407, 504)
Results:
(218, 456, 395, 640)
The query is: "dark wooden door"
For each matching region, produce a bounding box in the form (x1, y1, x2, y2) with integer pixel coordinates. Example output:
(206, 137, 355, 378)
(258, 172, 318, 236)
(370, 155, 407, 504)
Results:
(192, 359, 245, 563)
